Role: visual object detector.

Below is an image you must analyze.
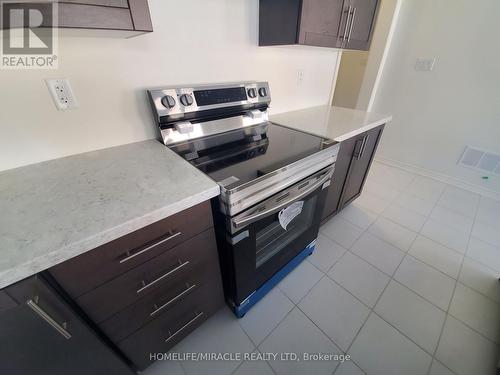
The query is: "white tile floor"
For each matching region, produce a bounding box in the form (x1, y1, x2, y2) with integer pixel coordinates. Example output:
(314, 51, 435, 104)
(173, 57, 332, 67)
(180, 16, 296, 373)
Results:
(144, 162, 500, 375)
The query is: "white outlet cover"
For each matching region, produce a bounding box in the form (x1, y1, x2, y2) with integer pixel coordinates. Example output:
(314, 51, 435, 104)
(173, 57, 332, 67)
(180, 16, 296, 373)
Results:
(414, 58, 436, 72)
(45, 78, 79, 111)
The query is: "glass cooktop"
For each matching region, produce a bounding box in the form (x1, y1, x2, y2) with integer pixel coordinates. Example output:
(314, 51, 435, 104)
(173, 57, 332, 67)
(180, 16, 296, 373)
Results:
(168, 123, 336, 189)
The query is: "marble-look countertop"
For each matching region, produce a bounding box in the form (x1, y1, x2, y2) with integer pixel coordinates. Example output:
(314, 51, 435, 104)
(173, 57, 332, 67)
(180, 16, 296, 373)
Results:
(0, 140, 220, 289)
(270, 105, 392, 142)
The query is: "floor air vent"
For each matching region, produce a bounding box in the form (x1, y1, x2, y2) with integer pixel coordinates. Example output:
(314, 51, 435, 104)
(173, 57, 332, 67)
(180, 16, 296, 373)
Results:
(459, 146, 500, 174)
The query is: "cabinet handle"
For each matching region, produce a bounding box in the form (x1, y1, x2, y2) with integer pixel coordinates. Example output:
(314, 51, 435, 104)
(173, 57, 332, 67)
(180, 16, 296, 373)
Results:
(27, 297, 72, 339)
(347, 7, 357, 42)
(119, 231, 182, 264)
(341, 6, 352, 41)
(353, 137, 365, 160)
(136, 259, 190, 294)
(359, 134, 370, 159)
(150, 283, 197, 317)
(165, 311, 204, 343)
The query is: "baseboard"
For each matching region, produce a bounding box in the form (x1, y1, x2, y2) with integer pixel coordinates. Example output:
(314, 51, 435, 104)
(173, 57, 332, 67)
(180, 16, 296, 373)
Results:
(374, 156, 500, 202)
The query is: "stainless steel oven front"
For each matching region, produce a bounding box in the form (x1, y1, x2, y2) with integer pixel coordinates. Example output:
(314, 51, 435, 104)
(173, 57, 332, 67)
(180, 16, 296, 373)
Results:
(213, 165, 334, 315)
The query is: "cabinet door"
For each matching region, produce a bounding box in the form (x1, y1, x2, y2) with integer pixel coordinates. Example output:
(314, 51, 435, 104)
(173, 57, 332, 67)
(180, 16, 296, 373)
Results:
(298, 0, 349, 48)
(259, 0, 302, 45)
(321, 136, 358, 221)
(343, 0, 379, 50)
(0, 276, 133, 375)
(340, 125, 384, 206)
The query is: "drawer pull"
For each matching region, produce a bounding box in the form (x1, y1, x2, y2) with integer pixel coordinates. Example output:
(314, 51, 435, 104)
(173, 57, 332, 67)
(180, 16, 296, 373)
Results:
(136, 259, 190, 294)
(165, 311, 204, 343)
(119, 231, 182, 264)
(27, 297, 72, 340)
(150, 283, 197, 317)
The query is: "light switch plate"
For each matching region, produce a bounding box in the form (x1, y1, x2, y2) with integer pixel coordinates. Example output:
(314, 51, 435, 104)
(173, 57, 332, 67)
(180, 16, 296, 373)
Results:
(45, 78, 79, 111)
(414, 58, 436, 72)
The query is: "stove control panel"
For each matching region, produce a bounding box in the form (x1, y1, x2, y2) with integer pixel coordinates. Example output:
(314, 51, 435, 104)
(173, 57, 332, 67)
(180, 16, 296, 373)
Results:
(148, 82, 271, 124)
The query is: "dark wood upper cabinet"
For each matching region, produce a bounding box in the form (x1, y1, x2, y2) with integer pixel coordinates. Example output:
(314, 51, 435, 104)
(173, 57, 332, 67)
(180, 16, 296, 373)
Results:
(3, 0, 153, 36)
(259, 0, 379, 51)
(57, 0, 153, 34)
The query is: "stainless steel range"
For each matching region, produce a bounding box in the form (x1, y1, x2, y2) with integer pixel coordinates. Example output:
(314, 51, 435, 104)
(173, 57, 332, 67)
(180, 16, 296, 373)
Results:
(148, 82, 339, 317)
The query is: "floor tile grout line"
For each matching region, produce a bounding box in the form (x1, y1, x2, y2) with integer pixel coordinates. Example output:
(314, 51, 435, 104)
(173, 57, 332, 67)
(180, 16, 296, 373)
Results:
(164, 168, 495, 375)
(342, 205, 418, 359)
(326, 267, 379, 311)
(424, 185, 473, 375)
(369, 163, 497, 373)
(370, 310, 441, 358)
(278, 233, 376, 373)
(469, 230, 500, 250)
(402, 181, 449, 375)
(415, 232, 467, 257)
(346, 249, 398, 279)
(321, 179, 500, 374)
(292, 283, 367, 375)
(455, 278, 500, 306)
(323, 176, 491, 372)
(359, 220, 416, 254)
(248, 171, 489, 374)
(404, 252, 462, 283)
(279, 261, 369, 375)
(445, 309, 500, 347)
(389, 278, 449, 314)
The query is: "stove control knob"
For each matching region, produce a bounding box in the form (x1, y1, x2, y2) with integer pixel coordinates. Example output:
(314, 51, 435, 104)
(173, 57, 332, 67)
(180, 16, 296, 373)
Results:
(161, 95, 176, 109)
(247, 88, 257, 98)
(258, 87, 267, 97)
(180, 94, 194, 107)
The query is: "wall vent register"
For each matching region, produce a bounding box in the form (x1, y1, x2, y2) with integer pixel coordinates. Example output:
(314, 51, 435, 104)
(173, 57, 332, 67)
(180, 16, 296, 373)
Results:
(459, 146, 500, 175)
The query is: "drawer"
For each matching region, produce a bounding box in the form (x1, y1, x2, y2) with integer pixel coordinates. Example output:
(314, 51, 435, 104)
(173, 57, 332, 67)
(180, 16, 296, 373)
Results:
(118, 278, 224, 370)
(99, 262, 221, 342)
(50, 201, 213, 298)
(76, 228, 219, 323)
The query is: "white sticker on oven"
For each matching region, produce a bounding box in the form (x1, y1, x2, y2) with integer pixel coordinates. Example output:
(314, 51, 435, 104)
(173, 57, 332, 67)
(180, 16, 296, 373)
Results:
(278, 201, 304, 230)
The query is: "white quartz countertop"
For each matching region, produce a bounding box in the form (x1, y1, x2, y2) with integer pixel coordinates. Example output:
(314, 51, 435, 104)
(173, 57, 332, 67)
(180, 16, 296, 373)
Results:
(270, 105, 392, 142)
(0, 140, 220, 289)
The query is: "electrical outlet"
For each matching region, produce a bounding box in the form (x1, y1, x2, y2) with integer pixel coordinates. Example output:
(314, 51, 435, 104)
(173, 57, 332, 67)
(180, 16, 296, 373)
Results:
(414, 58, 436, 72)
(45, 78, 78, 111)
(297, 69, 304, 87)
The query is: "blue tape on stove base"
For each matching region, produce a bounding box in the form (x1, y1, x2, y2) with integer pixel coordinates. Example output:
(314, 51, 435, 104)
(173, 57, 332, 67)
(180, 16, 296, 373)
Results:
(233, 240, 316, 318)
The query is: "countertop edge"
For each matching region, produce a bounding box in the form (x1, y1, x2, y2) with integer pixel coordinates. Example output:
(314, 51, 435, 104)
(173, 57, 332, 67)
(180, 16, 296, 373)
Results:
(333, 115, 392, 142)
(0, 184, 220, 290)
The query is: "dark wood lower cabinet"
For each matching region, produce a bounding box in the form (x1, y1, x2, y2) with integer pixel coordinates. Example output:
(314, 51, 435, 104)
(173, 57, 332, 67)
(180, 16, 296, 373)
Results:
(49, 200, 224, 371)
(322, 125, 385, 221)
(0, 275, 133, 375)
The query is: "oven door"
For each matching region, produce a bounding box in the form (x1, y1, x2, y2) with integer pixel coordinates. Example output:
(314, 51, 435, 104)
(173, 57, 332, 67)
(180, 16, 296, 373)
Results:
(228, 165, 334, 305)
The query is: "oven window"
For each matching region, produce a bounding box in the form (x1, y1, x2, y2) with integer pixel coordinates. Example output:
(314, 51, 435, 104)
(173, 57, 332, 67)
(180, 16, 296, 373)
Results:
(255, 196, 317, 268)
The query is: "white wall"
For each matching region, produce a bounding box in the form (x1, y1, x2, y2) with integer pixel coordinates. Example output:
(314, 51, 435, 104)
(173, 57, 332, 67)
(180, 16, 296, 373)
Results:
(372, 0, 500, 192)
(0, 0, 340, 171)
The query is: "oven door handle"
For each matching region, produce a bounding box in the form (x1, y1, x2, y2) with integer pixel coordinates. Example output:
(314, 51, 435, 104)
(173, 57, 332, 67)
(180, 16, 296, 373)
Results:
(232, 166, 334, 231)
